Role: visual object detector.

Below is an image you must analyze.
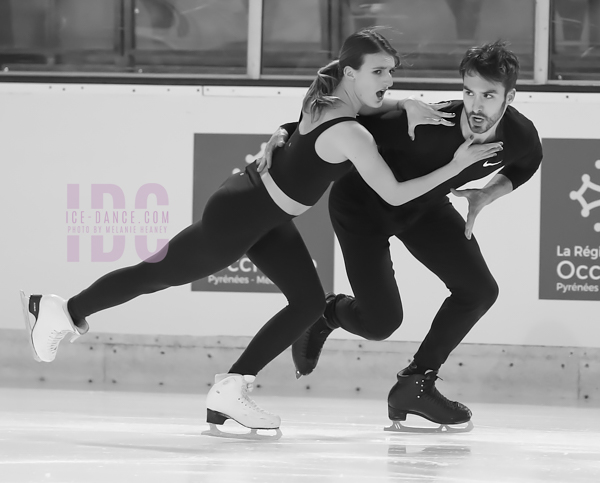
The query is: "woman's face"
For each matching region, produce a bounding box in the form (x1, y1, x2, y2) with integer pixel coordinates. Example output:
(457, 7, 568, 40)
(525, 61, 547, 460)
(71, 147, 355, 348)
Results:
(346, 52, 396, 109)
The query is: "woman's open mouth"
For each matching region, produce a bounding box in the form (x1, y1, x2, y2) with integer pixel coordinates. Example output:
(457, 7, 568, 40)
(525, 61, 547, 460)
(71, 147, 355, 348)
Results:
(376, 88, 387, 100)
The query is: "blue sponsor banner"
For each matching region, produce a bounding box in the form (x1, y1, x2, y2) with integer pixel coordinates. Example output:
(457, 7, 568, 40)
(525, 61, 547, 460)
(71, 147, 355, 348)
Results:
(192, 133, 335, 293)
(539, 139, 600, 300)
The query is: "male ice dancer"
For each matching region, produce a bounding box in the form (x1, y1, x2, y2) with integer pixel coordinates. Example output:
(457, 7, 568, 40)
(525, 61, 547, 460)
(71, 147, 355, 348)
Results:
(266, 41, 543, 429)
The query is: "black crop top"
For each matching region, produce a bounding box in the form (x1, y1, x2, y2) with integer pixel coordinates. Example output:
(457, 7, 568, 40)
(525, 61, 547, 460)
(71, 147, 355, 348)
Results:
(262, 117, 355, 206)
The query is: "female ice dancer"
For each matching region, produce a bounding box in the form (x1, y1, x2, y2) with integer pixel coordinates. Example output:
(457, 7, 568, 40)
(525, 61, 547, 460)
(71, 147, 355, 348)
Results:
(21, 28, 502, 435)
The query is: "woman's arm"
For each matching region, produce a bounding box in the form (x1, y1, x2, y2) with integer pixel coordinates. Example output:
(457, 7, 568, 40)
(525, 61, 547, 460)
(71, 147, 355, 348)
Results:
(332, 123, 503, 206)
(357, 96, 410, 116)
(359, 98, 455, 140)
(359, 97, 456, 121)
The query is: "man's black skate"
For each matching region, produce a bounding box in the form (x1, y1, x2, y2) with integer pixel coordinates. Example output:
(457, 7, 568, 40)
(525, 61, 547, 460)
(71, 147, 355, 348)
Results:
(386, 370, 473, 433)
(291, 293, 338, 378)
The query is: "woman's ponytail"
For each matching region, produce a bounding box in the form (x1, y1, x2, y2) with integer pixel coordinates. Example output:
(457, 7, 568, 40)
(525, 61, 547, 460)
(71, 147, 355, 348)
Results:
(301, 60, 342, 121)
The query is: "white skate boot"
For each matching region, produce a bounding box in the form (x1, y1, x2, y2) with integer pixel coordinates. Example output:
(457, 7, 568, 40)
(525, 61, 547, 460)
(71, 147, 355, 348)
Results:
(20, 291, 89, 363)
(203, 373, 282, 440)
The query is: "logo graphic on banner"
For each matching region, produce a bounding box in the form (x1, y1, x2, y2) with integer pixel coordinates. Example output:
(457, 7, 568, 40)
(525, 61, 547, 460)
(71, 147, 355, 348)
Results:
(192, 134, 335, 293)
(539, 139, 600, 301)
(569, 160, 600, 233)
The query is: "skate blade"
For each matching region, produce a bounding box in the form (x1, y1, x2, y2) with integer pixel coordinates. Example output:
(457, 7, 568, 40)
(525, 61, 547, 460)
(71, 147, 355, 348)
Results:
(202, 423, 282, 441)
(384, 420, 474, 434)
(19, 291, 42, 363)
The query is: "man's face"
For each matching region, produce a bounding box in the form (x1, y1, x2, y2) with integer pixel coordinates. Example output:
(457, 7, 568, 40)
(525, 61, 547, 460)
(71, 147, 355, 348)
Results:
(462, 71, 515, 134)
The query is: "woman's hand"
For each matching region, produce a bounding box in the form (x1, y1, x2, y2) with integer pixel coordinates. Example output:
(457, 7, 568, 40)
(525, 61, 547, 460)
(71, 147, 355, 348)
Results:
(257, 127, 289, 172)
(451, 136, 503, 170)
(403, 99, 456, 140)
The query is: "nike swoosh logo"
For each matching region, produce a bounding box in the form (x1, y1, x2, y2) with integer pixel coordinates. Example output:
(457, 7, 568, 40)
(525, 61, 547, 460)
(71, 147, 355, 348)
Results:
(483, 159, 502, 167)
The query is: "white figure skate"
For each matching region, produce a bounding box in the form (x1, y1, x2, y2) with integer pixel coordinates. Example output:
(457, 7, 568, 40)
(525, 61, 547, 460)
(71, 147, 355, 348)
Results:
(20, 291, 89, 363)
(203, 373, 282, 440)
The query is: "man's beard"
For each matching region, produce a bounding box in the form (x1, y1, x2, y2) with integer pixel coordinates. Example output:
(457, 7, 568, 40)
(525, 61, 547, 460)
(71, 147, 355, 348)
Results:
(467, 100, 506, 133)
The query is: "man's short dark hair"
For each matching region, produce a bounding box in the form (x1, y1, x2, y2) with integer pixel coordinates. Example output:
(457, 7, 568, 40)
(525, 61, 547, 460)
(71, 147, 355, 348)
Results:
(459, 40, 520, 93)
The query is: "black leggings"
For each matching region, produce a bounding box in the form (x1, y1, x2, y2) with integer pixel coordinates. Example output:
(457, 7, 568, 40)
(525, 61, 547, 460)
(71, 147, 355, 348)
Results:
(329, 179, 499, 370)
(68, 168, 326, 375)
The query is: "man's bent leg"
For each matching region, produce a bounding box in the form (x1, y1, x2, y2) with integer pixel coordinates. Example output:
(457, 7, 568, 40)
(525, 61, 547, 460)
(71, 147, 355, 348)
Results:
(400, 200, 498, 370)
(329, 186, 404, 341)
(291, 180, 405, 376)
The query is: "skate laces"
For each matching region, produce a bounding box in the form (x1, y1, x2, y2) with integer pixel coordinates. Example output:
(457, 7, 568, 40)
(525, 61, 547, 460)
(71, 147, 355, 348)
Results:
(423, 374, 464, 410)
(240, 380, 275, 416)
(47, 329, 74, 354)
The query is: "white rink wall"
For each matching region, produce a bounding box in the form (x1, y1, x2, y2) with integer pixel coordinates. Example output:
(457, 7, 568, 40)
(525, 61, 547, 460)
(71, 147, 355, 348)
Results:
(2, 83, 600, 348)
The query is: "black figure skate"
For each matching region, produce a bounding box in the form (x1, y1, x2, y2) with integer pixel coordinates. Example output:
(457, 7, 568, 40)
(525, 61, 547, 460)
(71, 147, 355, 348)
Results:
(385, 368, 473, 433)
(291, 293, 339, 378)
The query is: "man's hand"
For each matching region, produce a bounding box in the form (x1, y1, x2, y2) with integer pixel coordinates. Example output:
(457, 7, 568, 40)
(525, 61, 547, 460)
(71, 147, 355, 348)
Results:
(404, 99, 455, 141)
(450, 187, 491, 240)
(451, 174, 513, 239)
(257, 127, 288, 172)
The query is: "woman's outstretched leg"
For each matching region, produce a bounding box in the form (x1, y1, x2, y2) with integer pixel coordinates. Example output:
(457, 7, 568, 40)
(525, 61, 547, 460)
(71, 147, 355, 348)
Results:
(23, 170, 292, 362)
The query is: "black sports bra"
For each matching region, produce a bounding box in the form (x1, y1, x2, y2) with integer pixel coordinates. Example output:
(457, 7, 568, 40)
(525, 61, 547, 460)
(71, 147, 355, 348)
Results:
(263, 116, 355, 206)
